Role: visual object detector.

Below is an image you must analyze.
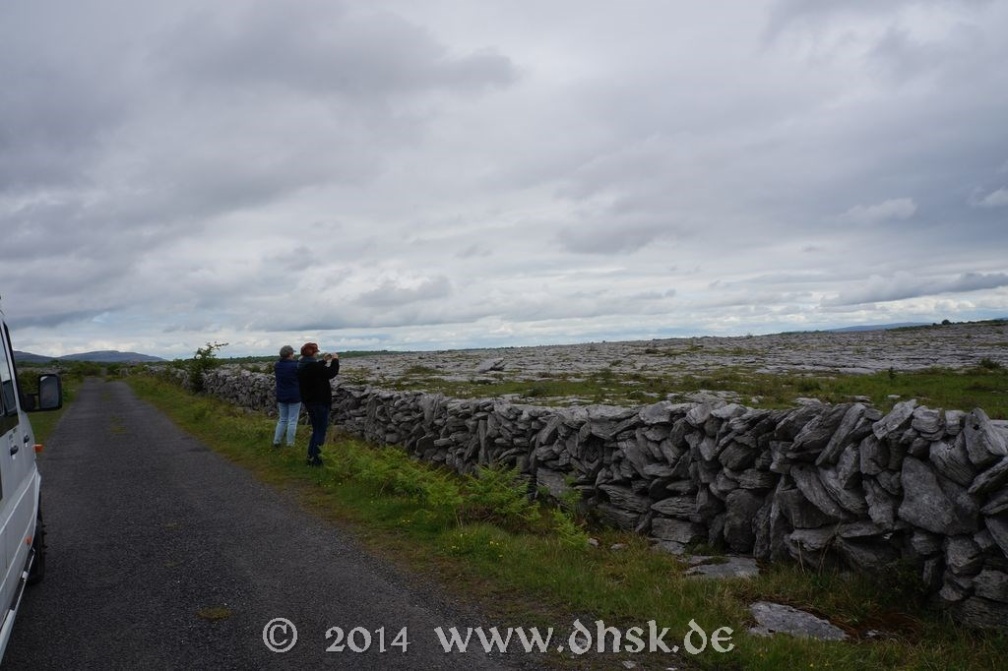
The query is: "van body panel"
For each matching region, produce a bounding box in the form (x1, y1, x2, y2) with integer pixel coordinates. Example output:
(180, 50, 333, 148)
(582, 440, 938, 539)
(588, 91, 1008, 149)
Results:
(0, 307, 60, 661)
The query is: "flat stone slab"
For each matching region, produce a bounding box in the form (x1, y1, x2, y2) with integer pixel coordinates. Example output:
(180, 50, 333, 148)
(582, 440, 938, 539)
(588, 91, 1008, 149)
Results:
(749, 601, 849, 641)
(685, 556, 760, 579)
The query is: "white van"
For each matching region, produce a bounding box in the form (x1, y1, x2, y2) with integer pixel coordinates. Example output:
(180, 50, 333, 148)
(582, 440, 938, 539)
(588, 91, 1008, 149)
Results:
(0, 307, 61, 660)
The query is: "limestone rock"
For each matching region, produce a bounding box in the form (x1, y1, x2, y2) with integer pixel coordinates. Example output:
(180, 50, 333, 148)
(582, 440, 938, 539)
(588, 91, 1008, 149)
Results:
(723, 489, 764, 553)
(898, 457, 979, 535)
(945, 536, 984, 577)
(859, 435, 887, 476)
(753, 494, 790, 562)
(929, 437, 977, 487)
(785, 527, 836, 564)
(973, 569, 1008, 602)
(790, 404, 851, 459)
(651, 517, 705, 544)
(639, 400, 673, 425)
(719, 440, 758, 470)
(735, 468, 777, 490)
(749, 602, 848, 641)
(776, 487, 836, 529)
(952, 597, 1008, 632)
(836, 538, 899, 570)
(686, 556, 759, 579)
(981, 487, 1008, 516)
(791, 464, 849, 521)
(986, 514, 1008, 556)
(910, 530, 943, 557)
(816, 403, 869, 466)
(963, 408, 1008, 468)
(651, 495, 695, 518)
(535, 468, 572, 502)
(911, 406, 944, 436)
(595, 503, 640, 531)
(863, 478, 898, 530)
(773, 403, 824, 442)
(969, 455, 1008, 496)
(651, 539, 688, 555)
(873, 400, 917, 440)
(476, 357, 506, 373)
(818, 465, 868, 516)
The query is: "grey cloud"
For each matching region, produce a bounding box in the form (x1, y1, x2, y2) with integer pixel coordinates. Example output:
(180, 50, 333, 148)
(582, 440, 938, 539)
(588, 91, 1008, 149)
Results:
(120, 5, 517, 226)
(869, 21, 984, 85)
(455, 244, 492, 259)
(154, 3, 516, 100)
(557, 220, 674, 255)
(716, 271, 838, 289)
(7, 0, 519, 242)
(824, 272, 1008, 306)
(974, 187, 1008, 208)
(6, 308, 111, 331)
(946, 273, 1008, 293)
(766, 0, 994, 37)
(242, 317, 356, 333)
(0, 223, 160, 315)
(632, 290, 677, 301)
(354, 276, 452, 307)
(263, 245, 320, 273)
(837, 198, 917, 225)
(0, 196, 200, 263)
(0, 53, 128, 193)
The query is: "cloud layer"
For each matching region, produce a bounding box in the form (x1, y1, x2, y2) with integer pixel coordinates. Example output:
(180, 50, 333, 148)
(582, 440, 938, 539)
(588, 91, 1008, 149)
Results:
(1, 0, 1006, 358)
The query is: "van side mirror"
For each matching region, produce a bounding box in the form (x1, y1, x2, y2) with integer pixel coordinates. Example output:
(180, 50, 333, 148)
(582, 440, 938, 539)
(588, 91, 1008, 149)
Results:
(24, 374, 62, 412)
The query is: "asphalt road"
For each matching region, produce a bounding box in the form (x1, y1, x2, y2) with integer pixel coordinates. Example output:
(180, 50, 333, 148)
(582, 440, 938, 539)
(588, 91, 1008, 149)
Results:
(3, 379, 534, 670)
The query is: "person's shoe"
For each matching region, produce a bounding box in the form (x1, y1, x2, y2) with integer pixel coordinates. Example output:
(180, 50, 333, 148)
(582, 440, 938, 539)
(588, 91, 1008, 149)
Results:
(272, 443, 281, 449)
(307, 457, 324, 467)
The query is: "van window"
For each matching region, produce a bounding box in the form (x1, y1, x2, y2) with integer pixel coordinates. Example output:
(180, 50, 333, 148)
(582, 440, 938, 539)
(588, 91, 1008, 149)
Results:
(0, 344, 16, 417)
(0, 330, 17, 445)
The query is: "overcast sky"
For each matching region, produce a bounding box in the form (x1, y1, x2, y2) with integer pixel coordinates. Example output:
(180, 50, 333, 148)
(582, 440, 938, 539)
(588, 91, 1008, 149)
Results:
(2, 0, 1007, 359)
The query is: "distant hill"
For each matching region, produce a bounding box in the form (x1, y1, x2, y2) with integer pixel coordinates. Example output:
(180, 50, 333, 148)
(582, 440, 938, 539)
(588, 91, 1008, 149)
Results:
(12, 351, 54, 365)
(14, 350, 165, 364)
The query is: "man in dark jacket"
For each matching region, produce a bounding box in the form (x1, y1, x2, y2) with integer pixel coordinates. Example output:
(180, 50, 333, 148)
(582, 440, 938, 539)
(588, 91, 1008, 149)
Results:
(296, 342, 340, 466)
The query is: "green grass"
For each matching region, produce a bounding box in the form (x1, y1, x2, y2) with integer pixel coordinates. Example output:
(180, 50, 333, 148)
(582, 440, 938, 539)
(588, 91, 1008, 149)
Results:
(122, 374, 1007, 670)
(23, 378, 76, 445)
(675, 366, 1008, 416)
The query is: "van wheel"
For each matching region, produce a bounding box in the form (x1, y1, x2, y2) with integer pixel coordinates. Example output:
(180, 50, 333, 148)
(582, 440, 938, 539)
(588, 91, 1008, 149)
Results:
(27, 509, 46, 585)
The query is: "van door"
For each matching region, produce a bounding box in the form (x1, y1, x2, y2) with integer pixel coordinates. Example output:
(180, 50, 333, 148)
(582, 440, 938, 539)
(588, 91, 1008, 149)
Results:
(0, 323, 32, 604)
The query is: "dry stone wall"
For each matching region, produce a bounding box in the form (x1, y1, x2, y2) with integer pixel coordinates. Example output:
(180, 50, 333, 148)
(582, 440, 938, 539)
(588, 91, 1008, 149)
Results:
(188, 367, 1008, 630)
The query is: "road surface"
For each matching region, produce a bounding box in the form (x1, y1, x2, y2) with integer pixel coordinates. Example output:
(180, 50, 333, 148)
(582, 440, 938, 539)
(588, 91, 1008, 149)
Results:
(3, 379, 536, 670)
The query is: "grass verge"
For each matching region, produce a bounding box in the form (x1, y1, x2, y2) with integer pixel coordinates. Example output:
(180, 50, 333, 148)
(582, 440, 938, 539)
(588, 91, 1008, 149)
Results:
(25, 378, 75, 445)
(127, 374, 1007, 670)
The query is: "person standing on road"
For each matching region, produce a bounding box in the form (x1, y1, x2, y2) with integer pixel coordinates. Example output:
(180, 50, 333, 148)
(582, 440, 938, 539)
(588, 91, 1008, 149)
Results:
(272, 345, 301, 448)
(297, 342, 340, 467)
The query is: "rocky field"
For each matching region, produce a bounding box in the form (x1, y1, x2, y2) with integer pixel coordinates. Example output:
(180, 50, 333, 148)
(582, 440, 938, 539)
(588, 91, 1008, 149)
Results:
(340, 320, 1008, 394)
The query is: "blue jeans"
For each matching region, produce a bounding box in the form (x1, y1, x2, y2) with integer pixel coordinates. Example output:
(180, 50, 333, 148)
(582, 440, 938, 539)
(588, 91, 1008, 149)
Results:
(305, 402, 330, 461)
(273, 401, 301, 446)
